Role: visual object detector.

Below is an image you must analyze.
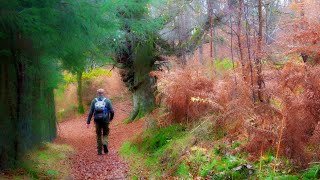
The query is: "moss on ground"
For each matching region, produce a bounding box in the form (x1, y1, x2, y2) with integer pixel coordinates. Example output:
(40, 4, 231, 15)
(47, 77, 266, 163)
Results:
(0, 143, 74, 179)
(120, 123, 320, 179)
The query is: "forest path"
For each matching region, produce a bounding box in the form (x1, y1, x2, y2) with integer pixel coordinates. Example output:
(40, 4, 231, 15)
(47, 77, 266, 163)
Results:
(55, 68, 144, 179)
(56, 100, 144, 179)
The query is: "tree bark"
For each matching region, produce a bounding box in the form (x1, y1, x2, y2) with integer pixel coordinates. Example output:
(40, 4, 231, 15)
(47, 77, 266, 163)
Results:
(1, 32, 57, 169)
(130, 78, 155, 121)
(256, 0, 264, 102)
(0, 33, 19, 169)
(244, 3, 256, 102)
(213, 26, 218, 60)
(237, 0, 246, 80)
(230, 14, 237, 86)
(128, 42, 155, 122)
(207, 0, 213, 59)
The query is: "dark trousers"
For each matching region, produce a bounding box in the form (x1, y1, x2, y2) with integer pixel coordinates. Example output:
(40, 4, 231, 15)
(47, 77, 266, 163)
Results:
(95, 122, 110, 153)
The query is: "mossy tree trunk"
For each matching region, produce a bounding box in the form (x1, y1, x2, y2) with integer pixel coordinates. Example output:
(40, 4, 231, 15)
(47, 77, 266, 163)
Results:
(128, 43, 156, 121)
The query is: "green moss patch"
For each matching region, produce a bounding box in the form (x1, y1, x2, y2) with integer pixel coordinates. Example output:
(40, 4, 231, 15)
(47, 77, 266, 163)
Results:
(1, 143, 74, 179)
(120, 123, 320, 179)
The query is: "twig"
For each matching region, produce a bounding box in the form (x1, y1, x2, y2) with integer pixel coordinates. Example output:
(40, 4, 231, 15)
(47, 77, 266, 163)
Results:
(274, 116, 285, 173)
(308, 162, 320, 165)
(109, 65, 115, 72)
(190, 120, 209, 134)
(259, 120, 266, 173)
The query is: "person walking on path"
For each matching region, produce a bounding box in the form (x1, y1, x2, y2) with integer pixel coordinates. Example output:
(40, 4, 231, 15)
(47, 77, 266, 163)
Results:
(87, 89, 114, 155)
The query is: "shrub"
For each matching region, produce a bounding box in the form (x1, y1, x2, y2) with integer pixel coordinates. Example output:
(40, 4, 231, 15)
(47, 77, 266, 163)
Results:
(302, 164, 320, 179)
(155, 63, 224, 124)
(120, 124, 188, 178)
(214, 58, 236, 72)
(63, 68, 112, 84)
(138, 125, 186, 153)
(280, 63, 320, 167)
(154, 59, 320, 170)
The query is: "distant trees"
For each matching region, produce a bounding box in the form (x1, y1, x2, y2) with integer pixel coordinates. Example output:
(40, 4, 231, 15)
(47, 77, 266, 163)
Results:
(158, 0, 210, 64)
(281, 0, 320, 63)
(157, 0, 276, 101)
(224, 0, 284, 102)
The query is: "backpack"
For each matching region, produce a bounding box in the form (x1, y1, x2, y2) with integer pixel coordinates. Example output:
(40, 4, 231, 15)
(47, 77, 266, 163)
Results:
(94, 98, 108, 120)
(95, 98, 106, 112)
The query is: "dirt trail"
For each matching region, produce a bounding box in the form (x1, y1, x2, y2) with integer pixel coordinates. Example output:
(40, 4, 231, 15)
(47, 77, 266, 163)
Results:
(55, 68, 144, 179)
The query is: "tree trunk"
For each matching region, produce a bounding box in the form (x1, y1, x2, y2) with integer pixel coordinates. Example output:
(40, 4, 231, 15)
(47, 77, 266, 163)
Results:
(128, 42, 155, 122)
(207, 0, 213, 59)
(130, 77, 155, 121)
(77, 71, 85, 114)
(237, 0, 246, 80)
(244, 4, 256, 102)
(256, 0, 264, 102)
(1, 25, 57, 172)
(11, 30, 32, 166)
(0, 40, 18, 169)
(213, 26, 218, 60)
(265, 3, 270, 44)
(230, 14, 237, 86)
(199, 41, 204, 64)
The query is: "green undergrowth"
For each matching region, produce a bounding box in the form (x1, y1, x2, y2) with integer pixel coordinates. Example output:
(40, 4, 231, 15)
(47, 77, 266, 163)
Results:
(213, 58, 237, 78)
(120, 125, 187, 177)
(214, 58, 235, 71)
(63, 68, 112, 84)
(0, 143, 74, 179)
(120, 122, 320, 179)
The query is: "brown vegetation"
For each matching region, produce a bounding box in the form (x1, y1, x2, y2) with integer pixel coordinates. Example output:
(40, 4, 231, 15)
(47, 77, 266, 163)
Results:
(148, 0, 320, 170)
(154, 55, 320, 168)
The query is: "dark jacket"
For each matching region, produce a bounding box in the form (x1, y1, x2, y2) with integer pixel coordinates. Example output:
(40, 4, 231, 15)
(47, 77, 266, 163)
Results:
(87, 96, 114, 124)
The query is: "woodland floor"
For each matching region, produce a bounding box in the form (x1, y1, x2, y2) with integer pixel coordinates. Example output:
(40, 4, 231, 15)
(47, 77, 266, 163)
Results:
(55, 69, 144, 179)
(55, 101, 144, 179)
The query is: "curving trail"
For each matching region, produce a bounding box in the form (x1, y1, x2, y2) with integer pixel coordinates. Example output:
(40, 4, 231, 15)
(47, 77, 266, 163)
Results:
(55, 68, 144, 179)
(56, 101, 144, 179)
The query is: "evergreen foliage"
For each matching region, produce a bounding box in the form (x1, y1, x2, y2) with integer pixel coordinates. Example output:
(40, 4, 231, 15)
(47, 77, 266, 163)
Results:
(0, 0, 118, 169)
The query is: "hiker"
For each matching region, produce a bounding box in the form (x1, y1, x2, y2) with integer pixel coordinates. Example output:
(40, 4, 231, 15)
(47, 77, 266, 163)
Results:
(87, 89, 114, 155)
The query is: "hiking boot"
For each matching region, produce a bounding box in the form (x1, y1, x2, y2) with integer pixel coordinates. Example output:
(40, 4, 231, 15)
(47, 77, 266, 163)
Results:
(103, 145, 108, 154)
(98, 151, 102, 155)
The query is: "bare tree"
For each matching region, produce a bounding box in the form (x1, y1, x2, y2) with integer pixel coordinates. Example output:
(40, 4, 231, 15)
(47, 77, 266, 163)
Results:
(237, 0, 246, 79)
(256, 0, 265, 102)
